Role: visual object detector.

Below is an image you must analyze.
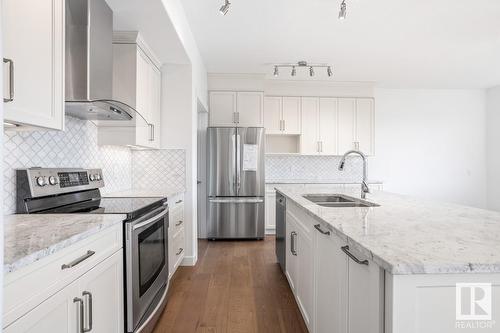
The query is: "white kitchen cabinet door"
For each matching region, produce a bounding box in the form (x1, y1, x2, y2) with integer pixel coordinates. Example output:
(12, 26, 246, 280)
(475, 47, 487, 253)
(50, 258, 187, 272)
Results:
(296, 220, 314, 330)
(300, 97, 320, 154)
(346, 247, 384, 333)
(3, 280, 78, 333)
(282, 97, 301, 134)
(314, 223, 348, 333)
(319, 98, 338, 155)
(237, 92, 264, 127)
(2, 0, 64, 130)
(209, 91, 237, 126)
(264, 96, 282, 134)
(285, 211, 298, 292)
(78, 250, 124, 333)
(356, 99, 375, 156)
(265, 191, 276, 231)
(337, 98, 357, 155)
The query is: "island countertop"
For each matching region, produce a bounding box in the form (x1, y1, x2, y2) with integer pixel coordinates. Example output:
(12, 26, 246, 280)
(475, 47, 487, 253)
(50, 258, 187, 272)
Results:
(4, 214, 126, 274)
(275, 185, 500, 275)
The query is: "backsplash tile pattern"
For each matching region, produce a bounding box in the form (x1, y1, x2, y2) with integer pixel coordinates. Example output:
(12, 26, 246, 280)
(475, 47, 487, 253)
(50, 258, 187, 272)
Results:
(3, 117, 133, 214)
(266, 155, 364, 183)
(132, 150, 186, 192)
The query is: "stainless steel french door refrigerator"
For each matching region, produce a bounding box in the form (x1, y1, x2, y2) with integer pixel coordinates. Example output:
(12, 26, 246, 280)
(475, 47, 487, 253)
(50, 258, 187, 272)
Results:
(207, 127, 265, 239)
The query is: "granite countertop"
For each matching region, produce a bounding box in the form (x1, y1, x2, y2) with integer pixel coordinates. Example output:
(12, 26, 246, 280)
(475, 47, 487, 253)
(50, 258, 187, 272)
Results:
(103, 188, 184, 199)
(275, 185, 500, 275)
(4, 214, 126, 274)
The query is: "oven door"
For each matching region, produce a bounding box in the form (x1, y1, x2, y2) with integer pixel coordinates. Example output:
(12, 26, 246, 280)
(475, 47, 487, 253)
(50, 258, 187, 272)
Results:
(125, 206, 169, 332)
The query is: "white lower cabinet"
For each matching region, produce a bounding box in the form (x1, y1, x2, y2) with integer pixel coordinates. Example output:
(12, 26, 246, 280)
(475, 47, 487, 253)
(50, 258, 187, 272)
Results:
(265, 187, 276, 233)
(168, 194, 186, 278)
(5, 250, 124, 333)
(286, 202, 384, 333)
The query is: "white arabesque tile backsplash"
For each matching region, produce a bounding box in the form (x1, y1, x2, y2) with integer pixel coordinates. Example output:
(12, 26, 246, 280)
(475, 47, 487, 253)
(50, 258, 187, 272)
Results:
(3, 116, 186, 214)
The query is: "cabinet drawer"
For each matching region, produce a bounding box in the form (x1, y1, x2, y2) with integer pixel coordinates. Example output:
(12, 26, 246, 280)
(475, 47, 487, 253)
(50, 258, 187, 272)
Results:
(170, 230, 185, 275)
(3, 224, 122, 327)
(169, 205, 184, 237)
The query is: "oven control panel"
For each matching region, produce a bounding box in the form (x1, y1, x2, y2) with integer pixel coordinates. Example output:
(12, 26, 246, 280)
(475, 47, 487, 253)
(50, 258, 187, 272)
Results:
(17, 168, 105, 198)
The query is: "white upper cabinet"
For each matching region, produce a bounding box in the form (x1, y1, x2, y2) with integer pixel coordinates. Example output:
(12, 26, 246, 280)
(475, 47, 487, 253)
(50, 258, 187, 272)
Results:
(319, 98, 338, 155)
(99, 33, 162, 148)
(264, 96, 301, 135)
(237, 92, 264, 127)
(264, 97, 282, 134)
(300, 97, 320, 154)
(2, 0, 64, 130)
(338, 98, 357, 155)
(209, 91, 263, 127)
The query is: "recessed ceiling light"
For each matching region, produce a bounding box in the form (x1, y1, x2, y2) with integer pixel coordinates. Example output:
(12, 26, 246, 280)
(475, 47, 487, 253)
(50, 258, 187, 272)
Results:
(219, 0, 231, 16)
(338, 0, 347, 20)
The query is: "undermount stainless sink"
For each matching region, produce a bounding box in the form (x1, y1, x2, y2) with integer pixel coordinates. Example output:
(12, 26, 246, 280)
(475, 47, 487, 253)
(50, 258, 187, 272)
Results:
(302, 194, 380, 208)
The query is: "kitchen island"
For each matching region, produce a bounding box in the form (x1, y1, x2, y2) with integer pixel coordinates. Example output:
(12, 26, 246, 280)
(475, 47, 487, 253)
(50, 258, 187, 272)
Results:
(276, 184, 500, 333)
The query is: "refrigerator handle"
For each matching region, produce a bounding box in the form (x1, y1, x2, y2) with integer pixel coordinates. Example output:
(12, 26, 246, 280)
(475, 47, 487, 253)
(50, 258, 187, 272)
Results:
(236, 134, 241, 194)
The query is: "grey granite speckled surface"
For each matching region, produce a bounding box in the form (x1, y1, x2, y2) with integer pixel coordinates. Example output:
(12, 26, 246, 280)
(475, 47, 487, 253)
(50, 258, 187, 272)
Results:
(275, 185, 500, 275)
(4, 214, 126, 274)
(103, 188, 184, 199)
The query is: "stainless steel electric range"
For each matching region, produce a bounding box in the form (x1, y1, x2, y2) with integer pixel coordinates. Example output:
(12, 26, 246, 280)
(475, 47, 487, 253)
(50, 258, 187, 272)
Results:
(16, 167, 169, 333)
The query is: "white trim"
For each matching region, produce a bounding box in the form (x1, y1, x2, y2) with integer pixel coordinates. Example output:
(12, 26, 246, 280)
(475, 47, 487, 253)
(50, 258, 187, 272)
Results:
(113, 31, 162, 69)
(180, 255, 197, 266)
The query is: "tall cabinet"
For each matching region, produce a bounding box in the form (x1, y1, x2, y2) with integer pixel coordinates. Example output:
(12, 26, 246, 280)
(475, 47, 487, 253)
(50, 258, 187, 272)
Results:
(2, 0, 65, 130)
(98, 32, 162, 148)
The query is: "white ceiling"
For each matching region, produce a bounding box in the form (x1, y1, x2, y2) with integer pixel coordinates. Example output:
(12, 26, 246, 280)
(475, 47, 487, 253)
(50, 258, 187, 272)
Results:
(181, 0, 500, 88)
(106, 0, 189, 65)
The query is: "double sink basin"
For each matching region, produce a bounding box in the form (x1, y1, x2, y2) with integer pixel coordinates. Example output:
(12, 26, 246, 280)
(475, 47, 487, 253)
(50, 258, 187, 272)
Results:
(303, 194, 379, 208)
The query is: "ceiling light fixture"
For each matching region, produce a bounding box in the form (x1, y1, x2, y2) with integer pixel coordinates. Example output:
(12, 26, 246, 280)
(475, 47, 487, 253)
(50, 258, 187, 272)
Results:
(271, 61, 334, 78)
(338, 0, 347, 20)
(219, 0, 231, 16)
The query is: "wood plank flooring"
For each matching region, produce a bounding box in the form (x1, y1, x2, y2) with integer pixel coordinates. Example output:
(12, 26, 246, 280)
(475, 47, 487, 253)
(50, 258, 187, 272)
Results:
(153, 237, 308, 333)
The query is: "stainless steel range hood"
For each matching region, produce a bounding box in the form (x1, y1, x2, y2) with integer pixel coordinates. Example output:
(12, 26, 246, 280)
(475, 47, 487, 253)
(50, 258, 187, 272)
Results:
(65, 0, 140, 122)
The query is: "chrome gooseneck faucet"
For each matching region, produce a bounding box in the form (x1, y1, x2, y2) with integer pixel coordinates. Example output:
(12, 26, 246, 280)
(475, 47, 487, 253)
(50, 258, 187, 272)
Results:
(338, 150, 370, 199)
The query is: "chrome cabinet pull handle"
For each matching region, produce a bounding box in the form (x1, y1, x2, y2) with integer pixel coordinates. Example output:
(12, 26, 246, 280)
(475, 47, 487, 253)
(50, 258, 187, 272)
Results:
(233, 112, 236, 123)
(82, 291, 93, 332)
(61, 250, 96, 270)
(3, 58, 14, 102)
(291, 231, 298, 256)
(341, 245, 369, 265)
(175, 199, 183, 204)
(236, 112, 240, 123)
(175, 220, 183, 226)
(74, 297, 84, 333)
(314, 224, 330, 235)
(176, 248, 184, 256)
(283, 119, 285, 131)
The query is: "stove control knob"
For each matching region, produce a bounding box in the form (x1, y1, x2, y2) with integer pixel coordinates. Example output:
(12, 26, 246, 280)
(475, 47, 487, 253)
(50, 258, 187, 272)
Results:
(48, 176, 57, 185)
(96, 174, 101, 181)
(36, 177, 46, 187)
(89, 174, 95, 181)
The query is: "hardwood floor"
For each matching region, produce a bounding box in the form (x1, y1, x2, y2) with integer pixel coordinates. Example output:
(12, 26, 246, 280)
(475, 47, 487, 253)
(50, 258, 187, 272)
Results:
(153, 236, 308, 333)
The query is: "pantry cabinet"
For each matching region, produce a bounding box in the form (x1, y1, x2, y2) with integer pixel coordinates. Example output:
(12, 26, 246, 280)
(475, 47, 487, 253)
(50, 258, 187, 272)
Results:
(264, 96, 301, 134)
(98, 32, 162, 148)
(2, 0, 65, 130)
(209, 91, 264, 127)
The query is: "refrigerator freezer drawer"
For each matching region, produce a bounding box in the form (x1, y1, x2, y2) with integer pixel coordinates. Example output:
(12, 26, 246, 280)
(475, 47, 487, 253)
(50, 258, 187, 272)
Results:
(208, 197, 265, 239)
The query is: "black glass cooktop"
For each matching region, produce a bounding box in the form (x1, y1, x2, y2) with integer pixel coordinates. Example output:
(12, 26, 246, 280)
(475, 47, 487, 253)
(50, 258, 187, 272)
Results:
(39, 196, 168, 221)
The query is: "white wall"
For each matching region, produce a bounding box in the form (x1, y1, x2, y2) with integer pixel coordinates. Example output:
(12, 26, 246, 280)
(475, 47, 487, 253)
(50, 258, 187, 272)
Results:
(486, 86, 500, 211)
(370, 89, 487, 208)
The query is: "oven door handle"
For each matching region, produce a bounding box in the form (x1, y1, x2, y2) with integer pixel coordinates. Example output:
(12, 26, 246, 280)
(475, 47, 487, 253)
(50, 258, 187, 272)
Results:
(132, 208, 169, 231)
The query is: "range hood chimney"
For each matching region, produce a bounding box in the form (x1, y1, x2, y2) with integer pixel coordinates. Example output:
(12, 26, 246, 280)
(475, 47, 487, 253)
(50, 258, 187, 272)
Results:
(65, 0, 137, 121)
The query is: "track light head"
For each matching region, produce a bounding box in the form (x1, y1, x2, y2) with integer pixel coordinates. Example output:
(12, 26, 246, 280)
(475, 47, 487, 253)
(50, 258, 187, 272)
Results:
(273, 66, 279, 77)
(309, 66, 315, 77)
(219, 0, 231, 15)
(291, 66, 296, 76)
(327, 66, 333, 77)
(338, 0, 347, 20)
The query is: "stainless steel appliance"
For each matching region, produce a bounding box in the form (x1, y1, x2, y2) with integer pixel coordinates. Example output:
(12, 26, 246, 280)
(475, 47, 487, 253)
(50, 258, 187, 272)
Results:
(65, 0, 147, 124)
(207, 127, 265, 239)
(16, 168, 169, 333)
(275, 192, 286, 272)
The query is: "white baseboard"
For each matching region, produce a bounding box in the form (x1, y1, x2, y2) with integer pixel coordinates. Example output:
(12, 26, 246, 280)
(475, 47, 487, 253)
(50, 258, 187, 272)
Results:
(265, 228, 276, 235)
(181, 255, 197, 266)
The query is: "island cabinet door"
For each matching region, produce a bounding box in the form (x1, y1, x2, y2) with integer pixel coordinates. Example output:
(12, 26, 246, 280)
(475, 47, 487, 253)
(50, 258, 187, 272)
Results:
(285, 211, 299, 292)
(345, 247, 384, 333)
(313, 223, 348, 333)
